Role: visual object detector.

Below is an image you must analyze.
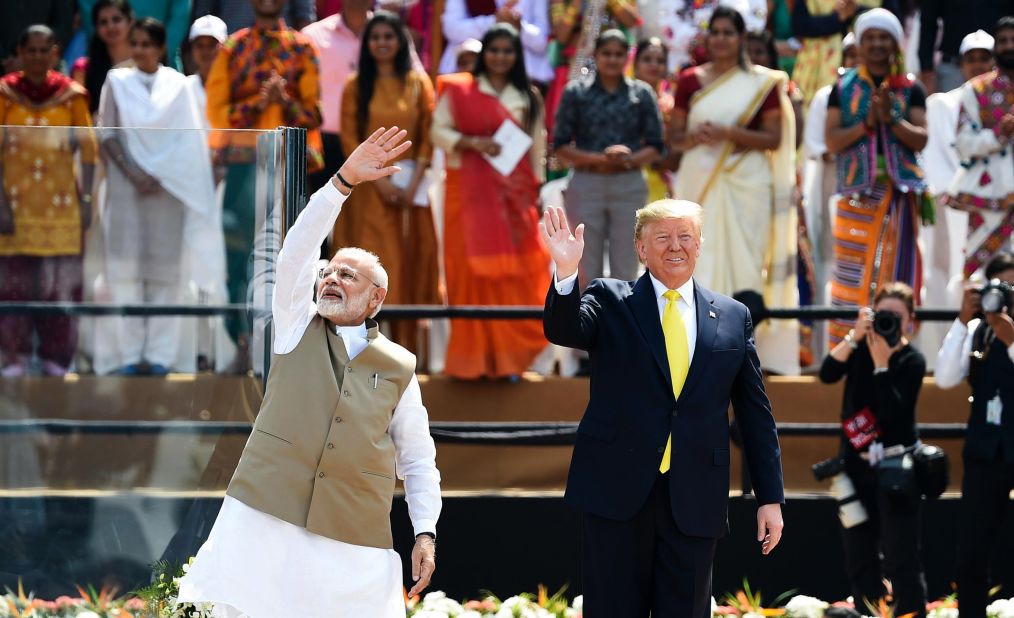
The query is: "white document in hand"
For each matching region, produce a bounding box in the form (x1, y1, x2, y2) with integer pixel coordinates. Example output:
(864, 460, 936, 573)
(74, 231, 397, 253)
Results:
(390, 160, 431, 207)
(483, 119, 533, 176)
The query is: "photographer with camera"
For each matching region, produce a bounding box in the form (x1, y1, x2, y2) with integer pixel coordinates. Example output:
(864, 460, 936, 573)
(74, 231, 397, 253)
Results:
(819, 282, 927, 616)
(935, 252, 1014, 618)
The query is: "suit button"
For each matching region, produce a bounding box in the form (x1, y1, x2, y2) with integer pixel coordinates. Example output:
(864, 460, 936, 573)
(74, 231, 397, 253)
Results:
(657, 446, 665, 454)
(672, 408, 678, 417)
(346, 366, 353, 373)
(334, 416, 343, 423)
(343, 390, 351, 397)
(327, 443, 335, 449)
(318, 472, 325, 478)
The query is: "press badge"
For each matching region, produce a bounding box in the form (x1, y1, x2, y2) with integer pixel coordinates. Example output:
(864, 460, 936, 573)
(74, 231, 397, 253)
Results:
(987, 394, 1003, 426)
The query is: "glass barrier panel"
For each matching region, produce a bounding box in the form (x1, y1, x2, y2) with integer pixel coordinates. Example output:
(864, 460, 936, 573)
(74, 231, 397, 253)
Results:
(0, 124, 289, 598)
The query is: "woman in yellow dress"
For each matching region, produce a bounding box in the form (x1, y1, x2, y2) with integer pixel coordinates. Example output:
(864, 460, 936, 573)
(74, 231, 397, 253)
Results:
(0, 25, 97, 376)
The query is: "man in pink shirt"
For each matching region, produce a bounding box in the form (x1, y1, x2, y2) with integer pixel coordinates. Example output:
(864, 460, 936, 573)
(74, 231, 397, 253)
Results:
(302, 0, 372, 193)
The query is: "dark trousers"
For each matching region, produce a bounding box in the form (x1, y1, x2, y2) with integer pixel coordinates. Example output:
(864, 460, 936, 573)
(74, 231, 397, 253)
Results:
(581, 474, 717, 618)
(957, 457, 1014, 618)
(0, 254, 83, 368)
(839, 463, 927, 617)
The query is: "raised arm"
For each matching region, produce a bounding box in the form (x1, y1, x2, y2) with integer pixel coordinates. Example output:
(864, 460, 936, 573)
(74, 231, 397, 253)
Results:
(271, 127, 414, 354)
(540, 206, 602, 350)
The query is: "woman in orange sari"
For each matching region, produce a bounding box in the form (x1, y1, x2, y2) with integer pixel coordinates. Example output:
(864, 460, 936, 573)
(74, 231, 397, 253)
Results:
(431, 24, 549, 379)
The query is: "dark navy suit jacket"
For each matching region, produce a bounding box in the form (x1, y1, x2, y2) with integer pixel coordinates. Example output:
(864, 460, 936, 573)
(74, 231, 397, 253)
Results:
(544, 273, 785, 538)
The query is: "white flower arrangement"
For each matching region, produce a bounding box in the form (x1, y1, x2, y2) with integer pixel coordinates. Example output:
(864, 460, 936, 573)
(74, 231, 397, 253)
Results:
(989, 598, 1014, 618)
(784, 594, 830, 618)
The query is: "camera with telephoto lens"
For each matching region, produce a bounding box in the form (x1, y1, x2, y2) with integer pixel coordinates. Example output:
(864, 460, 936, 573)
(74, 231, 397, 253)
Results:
(980, 279, 1014, 315)
(873, 310, 902, 347)
(812, 456, 869, 528)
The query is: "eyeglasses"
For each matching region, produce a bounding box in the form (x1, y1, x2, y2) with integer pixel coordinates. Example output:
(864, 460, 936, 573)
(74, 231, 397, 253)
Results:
(319, 264, 381, 288)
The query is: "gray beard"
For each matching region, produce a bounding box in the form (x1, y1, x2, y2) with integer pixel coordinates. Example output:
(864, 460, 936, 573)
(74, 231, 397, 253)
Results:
(317, 293, 370, 324)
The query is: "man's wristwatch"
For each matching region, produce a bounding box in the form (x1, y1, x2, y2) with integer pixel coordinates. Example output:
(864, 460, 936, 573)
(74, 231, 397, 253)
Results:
(416, 532, 436, 542)
(843, 330, 859, 350)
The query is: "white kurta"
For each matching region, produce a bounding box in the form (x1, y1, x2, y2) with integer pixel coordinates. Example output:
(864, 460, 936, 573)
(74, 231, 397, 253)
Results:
(177, 181, 442, 618)
(917, 88, 968, 369)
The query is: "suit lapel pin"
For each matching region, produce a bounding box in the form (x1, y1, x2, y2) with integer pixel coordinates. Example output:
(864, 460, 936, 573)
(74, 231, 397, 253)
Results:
(709, 310, 717, 319)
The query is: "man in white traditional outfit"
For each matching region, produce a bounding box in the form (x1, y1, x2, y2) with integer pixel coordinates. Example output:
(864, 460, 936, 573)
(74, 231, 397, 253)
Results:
(177, 127, 441, 618)
(917, 29, 995, 365)
(942, 17, 1014, 284)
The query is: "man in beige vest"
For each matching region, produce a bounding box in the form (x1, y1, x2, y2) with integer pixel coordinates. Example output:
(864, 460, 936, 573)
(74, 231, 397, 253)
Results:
(177, 127, 441, 618)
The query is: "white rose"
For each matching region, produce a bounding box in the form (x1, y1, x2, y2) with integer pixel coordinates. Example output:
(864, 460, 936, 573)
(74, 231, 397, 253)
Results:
(572, 595, 583, 611)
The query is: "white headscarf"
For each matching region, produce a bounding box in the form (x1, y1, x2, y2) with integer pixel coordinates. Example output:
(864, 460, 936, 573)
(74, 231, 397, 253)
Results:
(854, 8, 903, 45)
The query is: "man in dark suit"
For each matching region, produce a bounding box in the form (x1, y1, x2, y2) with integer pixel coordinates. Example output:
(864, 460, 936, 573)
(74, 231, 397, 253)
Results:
(540, 200, 785, 618)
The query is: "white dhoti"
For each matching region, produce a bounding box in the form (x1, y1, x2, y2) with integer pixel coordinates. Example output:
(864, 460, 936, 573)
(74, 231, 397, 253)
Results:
(177, 497, 406, 618)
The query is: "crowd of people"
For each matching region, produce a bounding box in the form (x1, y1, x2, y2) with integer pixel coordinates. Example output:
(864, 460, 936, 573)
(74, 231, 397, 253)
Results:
(0, 0, 1011, 380)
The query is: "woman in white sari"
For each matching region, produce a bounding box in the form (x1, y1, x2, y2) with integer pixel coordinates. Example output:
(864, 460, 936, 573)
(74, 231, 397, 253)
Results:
(670, 5, 798, 374)
(96, 17, 223, 375)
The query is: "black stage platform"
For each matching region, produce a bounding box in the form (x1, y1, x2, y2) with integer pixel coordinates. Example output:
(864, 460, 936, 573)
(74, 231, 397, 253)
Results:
(3, 494, 1012, 603)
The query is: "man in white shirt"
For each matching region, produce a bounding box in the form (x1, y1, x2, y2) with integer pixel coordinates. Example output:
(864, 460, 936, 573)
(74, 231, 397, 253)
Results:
(935, 251, 1014, 618)
(438, 0, 552, 83)
(177, 127, 441, 618)
(918, 30, 996, 366)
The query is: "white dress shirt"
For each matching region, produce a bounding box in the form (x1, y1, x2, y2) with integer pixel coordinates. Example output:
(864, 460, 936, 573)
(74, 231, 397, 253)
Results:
(555, 270, 698, 361)
(438, 0, 553, 82)
(935, 318, 1014, 389)
(177, 180, 440, 618)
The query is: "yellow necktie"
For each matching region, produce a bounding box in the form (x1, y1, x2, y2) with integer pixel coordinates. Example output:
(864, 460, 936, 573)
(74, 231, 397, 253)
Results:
(660, 289, 690, 474)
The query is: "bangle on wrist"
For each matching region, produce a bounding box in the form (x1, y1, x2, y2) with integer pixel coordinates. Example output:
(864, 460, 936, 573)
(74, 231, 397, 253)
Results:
(844, 330, 858, 350)
(335, 171, 355, 190)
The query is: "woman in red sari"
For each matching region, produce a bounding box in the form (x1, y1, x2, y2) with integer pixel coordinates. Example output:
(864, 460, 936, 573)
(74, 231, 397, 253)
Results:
(431, 23, 549, 380)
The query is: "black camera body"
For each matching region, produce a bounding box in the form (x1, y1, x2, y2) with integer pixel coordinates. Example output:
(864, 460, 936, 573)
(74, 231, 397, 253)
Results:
(812, 456, 845, 481)
(980, 279, 1014, 315)
(873, 310, 902, 347)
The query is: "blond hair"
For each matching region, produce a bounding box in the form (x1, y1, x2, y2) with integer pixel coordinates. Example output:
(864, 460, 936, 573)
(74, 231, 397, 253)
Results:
(634, 199, 704, 243)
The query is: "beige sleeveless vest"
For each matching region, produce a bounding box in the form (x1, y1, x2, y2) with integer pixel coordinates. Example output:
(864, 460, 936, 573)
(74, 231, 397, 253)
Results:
(227, 315, 416, 549)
